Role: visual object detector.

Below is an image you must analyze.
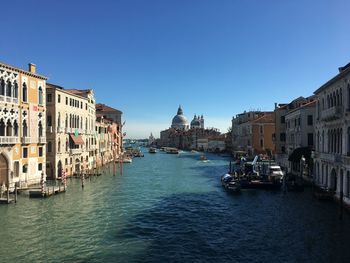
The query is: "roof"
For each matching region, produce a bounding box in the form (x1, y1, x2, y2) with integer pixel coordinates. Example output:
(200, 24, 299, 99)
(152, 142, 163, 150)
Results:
(285, 99, 316, 115)
(0, 61, 47, 80)
(47, 83, 89, 100)
(96, 103, 122, 114)
(314, 62, 350, 94)
(251, 113, 275, 124)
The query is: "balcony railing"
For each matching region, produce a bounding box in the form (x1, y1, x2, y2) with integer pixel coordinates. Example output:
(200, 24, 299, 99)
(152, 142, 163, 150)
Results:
(21, 137, 31, 144)
(70, 148, 82, 154)
(321, 106, 343, 121)
(38, 137, 46, 144)
(57, 127, 65, 133)
(0, 136, 19, 144)
(0, 95, 19, 104)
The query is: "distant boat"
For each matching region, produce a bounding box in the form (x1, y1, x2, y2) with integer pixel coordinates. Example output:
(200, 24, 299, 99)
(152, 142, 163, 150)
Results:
(165, 147, 179, 154)
(200, 155, 208, 161)
(149, 147, 157, 153)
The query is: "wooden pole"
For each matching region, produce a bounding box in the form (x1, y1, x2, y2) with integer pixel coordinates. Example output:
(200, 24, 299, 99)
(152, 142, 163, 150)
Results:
(339, 190, 344, 220)
(7, 183, 9, 204)
(14, 184, 17, 203)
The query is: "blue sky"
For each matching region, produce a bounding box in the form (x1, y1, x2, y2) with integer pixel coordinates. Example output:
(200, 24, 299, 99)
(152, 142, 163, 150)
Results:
(1, 0, 350, 138)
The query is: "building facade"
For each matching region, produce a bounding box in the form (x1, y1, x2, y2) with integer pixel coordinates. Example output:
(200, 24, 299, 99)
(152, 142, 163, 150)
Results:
(231, 111, 275, 156)
(46, 84, 97, 179)
(313, 63, 350, 205)
(0, 62, 47, 188)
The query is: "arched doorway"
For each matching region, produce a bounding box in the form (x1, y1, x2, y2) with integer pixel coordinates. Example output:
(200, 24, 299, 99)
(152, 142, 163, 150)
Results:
(75, 159, 80, 174)
(330, 168, 337, 191)
(57, 160, 62, 178)
(0, 154, 8, 186)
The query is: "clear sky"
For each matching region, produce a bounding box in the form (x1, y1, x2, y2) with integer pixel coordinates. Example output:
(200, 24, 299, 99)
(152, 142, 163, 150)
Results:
(1, 0, 350, 138)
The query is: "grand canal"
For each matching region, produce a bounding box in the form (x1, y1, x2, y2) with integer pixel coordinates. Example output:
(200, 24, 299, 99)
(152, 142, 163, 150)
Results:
(1, 150, 350, 263)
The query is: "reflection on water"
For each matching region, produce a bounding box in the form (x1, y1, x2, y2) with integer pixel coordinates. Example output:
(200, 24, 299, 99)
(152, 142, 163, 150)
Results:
(1, 150, 350, 263)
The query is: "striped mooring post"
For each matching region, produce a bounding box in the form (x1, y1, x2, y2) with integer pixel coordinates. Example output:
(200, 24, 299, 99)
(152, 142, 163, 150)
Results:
(81, 171, 85, 188)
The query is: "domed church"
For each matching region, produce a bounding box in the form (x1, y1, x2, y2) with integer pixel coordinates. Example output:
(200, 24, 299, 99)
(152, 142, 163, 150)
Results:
(190, 114, 204, 129)
(171, 105, 189, 130)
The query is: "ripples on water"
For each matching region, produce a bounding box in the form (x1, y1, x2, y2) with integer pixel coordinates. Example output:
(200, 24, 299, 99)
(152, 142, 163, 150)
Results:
(1, 150, 350, 263)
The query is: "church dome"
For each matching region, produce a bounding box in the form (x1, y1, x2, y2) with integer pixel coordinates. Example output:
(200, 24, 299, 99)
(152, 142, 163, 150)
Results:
(191, 115, 201, 127)
(171, 105, 189, 130)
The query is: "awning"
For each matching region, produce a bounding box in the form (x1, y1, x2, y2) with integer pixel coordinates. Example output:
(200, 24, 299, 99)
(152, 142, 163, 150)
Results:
(288, 147, 311, 162)
(70, 133, 84, 145)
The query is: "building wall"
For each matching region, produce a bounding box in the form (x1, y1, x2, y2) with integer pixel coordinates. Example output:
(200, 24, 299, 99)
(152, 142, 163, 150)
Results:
(0, 63, 46, 188)
(313, 65, 350, 206)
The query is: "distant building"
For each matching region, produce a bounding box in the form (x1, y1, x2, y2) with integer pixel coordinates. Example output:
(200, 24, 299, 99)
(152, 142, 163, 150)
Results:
(160, 105, 219, 150)
(96, 103, 123, 126)
(231, 111, 275, 156)
(171, 105, 189, 130)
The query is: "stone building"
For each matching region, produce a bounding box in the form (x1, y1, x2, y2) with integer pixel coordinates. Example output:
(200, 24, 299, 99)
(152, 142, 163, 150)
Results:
(95, 103, 122, 158)
(45, 84, 97, 178)
(274, 96, 315, 171)
(313, 62, 350, 205)
(285, 99, 316, 176)
(231, 111, 275, 156)
(0, 62, 47, 188)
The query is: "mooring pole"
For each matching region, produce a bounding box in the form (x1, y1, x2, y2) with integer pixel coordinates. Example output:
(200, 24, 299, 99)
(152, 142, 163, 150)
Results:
(14, 184, 17, 203)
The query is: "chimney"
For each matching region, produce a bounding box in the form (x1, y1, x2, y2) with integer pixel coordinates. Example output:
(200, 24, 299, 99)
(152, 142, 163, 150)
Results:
(274, 102, 277, 109)
(28, 63, 36, 74)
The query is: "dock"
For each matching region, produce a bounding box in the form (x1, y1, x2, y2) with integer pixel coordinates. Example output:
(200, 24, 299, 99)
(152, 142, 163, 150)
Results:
(29, 186, 66, 198)
(0, 198, 15, 204)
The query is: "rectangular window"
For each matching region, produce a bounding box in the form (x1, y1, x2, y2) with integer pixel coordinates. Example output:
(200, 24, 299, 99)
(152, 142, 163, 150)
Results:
(39, 147, 43, 157)
(81, 102, 83, 109)
(47, 93, 52, 103)
(66, 97, 68, 105)
(22, 165, 28, 173)
(280, 116, 285, 124)
(47, 116, 52, 127)
(38, 163, 42, 171)
(65, 158, 68, 165)
(308, 133, 314, 146)
(22, 147, 28, 158)
(280, 133, 286, 142)
(307, 115, 313, 125)
(58, 94, 61, 103)
(260, 126, 263, 134)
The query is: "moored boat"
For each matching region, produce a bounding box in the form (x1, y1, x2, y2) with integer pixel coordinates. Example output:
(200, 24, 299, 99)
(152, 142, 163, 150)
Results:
(221, 174, 241, 193)
(165, 147, 179, 154)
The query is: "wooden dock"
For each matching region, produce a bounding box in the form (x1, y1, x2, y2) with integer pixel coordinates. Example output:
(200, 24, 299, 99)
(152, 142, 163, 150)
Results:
(29, 186, 66, 198)
(0, 198, 14, 204)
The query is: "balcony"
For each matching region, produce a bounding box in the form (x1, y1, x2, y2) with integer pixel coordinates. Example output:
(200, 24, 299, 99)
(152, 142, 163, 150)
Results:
(21, 137, 31, 144)
(0, 136, 19, 144)
(70, 148, 82, 155)
(57, 127, 65, 133)
(321, 106, 343, 122)
(38, 137, 46, 144)
(0, 95, 19, 104)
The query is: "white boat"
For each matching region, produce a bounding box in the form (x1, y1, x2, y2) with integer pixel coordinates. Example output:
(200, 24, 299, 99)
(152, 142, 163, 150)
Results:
(149, 147, 157, 153)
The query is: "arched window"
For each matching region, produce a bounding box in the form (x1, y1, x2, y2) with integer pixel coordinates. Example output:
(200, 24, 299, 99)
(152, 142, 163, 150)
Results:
(38, 86, 43, 105)
(38, 121, 43, 137)
(65, 114, 68, 128)
(6, 80, 12, 97)
(66, 138, 69, 152)
(336, 90, 339, 106)
(69, 114, 72, 128)
(13, 81, 18, 99)
(22, 83, 27, 102)
(6, 120, 12, 136)
(340, 88, 343, 106)
(0, 119, 5, 136)
(13, 120, 18, 136)
(58, 139, 61, 153)
(322, 130, 324, 152)
(0, 78, 5, 96)
(57, 113, 61, 128)
(23, 120, 28, 137)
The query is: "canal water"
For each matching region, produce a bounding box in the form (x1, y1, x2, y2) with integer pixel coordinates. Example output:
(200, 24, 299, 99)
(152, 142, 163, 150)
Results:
(1, 150, 350, 263)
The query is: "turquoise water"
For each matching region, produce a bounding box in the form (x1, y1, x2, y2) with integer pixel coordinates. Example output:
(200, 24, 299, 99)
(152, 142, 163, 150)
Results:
(1, 150, 350, 263)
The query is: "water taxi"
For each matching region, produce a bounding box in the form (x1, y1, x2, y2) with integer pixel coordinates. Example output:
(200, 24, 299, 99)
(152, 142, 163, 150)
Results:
(149, 147, 157, 153)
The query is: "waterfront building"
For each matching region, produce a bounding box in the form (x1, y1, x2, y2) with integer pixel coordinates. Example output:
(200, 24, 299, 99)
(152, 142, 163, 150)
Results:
(208, 135, 226, 152)
(284, 98, 316, 177)
(273, 96, 315, 172)
(45, 84, 97, 178)
(0, 62, 47, 188)
(95, 103, 122, 158)
(231, 111, 275, 156)
(313, 62, 350, 205)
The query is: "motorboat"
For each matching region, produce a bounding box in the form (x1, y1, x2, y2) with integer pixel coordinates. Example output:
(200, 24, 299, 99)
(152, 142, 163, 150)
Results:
(149, 147, 157, 153)
(165, 148, 179, 154)
(221, 173, 241, 193)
